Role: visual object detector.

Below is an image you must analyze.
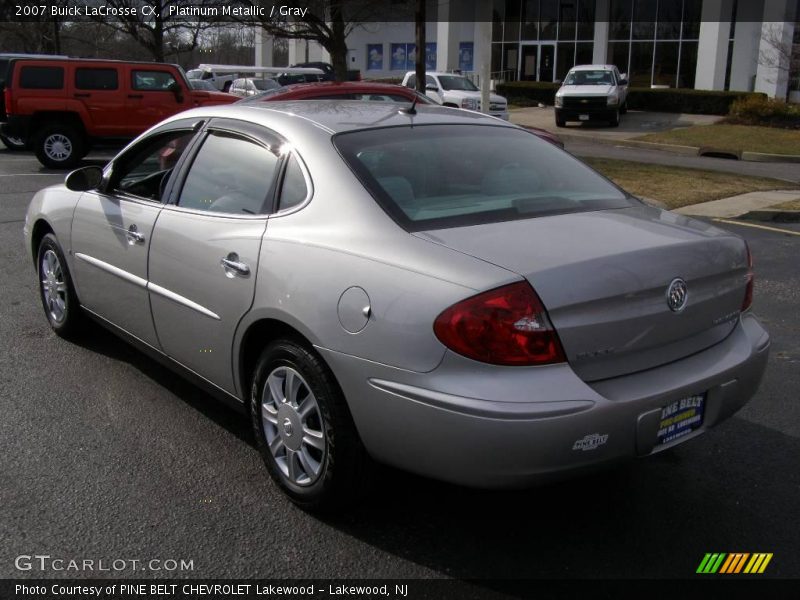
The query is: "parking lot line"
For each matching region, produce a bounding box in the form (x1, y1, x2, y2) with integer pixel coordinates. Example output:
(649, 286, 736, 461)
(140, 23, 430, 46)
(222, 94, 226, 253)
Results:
(0, 173, 63, 177)
(713, 218, 800, 237)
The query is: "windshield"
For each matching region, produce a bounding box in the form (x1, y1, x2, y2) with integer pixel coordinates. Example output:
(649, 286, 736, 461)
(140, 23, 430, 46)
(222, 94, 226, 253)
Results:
(334, 125, 632, 231)
(564, 70, 615, 85)
(438, 75, 479, 91)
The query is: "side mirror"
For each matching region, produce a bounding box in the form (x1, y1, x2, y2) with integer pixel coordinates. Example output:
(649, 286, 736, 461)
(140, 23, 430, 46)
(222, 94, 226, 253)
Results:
(425, 84, 438, 92)
(168, 81, 184, 102)
(620, 74, 628, 85)
(65, 165, 103, 192)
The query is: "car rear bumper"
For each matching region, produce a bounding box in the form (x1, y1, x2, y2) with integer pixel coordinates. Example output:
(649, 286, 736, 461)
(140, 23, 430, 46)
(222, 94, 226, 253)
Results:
(318, 312, 769, 488)
(556, 106, 617, 122)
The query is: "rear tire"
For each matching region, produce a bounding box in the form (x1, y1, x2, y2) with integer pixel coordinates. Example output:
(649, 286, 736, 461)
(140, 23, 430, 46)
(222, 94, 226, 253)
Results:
(0, 130, 26, 151)
(555, 116, 566, 128)
(250, 339, 370, 511)
(34, 124, 86, 169)
(37, 233, 83, 338)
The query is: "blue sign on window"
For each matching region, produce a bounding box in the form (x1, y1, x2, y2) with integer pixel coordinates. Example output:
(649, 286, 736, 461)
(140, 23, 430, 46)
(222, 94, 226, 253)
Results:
(459, 42, 474, 72)
(390, 43, 408, 71)
(425, 43, 437, 70)
(367, 44, 383, 71)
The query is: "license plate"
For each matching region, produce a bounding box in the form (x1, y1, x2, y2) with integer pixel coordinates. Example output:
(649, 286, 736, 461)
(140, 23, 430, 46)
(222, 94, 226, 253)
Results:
(579, 114, 590, 121)
(656, 394, 706, 446)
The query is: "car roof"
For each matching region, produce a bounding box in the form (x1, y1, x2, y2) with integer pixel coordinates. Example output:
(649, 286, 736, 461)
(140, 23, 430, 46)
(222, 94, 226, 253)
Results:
(569, 64, 616, 71)
(271, 81, 414, 95)
(405, 71, 466, 78)
(165, 100, 516, 136)
(7, 57, 181, 68)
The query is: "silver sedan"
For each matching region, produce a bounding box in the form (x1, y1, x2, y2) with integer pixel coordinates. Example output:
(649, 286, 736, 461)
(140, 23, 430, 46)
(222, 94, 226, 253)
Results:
(24, 101, 769, 510)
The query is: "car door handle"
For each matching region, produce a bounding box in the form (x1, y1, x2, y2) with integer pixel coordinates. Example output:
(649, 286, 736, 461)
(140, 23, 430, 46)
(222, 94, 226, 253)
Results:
(128, 94, 144, 99)
(221, 253, 250, 277)
(74, 93, 91, 98)
(126, 224, 145, 244)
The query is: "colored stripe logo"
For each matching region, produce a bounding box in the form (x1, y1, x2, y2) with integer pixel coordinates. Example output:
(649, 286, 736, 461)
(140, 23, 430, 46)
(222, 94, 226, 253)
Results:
(697, 553, 773, 574)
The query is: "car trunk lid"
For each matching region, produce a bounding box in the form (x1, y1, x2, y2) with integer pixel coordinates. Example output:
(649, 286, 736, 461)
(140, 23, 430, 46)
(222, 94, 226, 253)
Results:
(415, 206, 749, 382)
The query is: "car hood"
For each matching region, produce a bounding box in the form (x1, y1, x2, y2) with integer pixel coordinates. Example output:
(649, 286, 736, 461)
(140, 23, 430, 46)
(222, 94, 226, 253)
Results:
(444, 90, 507, 104)
(415, 206, 750, 381)
(558, 85, 615, 96)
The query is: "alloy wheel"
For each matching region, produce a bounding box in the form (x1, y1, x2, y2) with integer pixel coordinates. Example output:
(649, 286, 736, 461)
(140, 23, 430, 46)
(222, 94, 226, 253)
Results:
(41, 249, 67, 324)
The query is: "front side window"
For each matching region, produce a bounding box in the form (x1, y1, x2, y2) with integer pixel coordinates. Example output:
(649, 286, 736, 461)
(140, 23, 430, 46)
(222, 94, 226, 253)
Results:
(178, 131, 279, 215)
(20, 66, 64, 89)
(111, 131, 196, 201)
(334, 125, 632, 231)
(132, 70, 177, 91)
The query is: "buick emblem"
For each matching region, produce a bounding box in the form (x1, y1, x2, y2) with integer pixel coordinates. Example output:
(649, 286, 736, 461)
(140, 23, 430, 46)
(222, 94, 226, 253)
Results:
(666, 278, 688, 312)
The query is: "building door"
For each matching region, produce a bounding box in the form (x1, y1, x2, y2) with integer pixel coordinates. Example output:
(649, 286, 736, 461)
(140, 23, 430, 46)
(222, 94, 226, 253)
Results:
(539, 45, 556, 82)
(520, 45, 538, 81)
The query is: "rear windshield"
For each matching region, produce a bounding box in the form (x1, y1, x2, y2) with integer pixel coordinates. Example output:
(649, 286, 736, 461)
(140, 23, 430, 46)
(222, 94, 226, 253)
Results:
(186, 69, 202, 80)
(334, 125, 633, 231)
(253, 79, 280, 90)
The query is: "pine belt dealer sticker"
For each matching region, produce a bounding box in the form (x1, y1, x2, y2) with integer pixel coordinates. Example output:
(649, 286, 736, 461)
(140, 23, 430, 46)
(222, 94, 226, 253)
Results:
(657, 393, 706, 446)
(697, 553, 774, 574)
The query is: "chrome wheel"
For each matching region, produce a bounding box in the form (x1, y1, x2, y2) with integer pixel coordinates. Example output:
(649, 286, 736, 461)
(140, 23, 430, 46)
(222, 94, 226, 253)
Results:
(43, 133, 73, 162)
(40, 249, 67, 324)
(261, 366, 326, 486)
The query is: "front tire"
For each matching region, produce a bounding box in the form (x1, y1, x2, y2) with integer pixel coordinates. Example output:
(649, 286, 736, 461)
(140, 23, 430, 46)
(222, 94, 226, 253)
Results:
(37, 233, 83, 338)
(250, 339, 370, 511)
(609, 109, 620, 127)
(34, 124, 86, 169)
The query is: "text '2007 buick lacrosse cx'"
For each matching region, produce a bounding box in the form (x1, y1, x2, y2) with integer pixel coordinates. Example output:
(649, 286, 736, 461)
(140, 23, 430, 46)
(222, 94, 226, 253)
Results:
(24, 101, 769, 510)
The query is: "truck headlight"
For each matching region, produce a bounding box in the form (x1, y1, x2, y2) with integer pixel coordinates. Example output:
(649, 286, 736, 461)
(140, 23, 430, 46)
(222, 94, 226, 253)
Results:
(555, 95, 563, 108)
(607, 95, 620, 106)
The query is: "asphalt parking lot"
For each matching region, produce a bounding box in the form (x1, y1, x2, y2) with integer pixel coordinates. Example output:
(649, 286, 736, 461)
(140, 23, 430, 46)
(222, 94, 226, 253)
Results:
(1, 145, 799, 586)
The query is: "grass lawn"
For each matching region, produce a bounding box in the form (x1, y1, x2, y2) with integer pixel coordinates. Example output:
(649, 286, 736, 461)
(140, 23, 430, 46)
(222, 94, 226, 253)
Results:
(635, 124, 800, 156)
(583, 158, 797, 209)
(770, 198, 800, 210)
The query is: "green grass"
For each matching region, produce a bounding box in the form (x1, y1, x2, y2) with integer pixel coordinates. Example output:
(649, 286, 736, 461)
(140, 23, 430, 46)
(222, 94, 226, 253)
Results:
(635, 124, 800, 156)
(584, 158, 797, 209)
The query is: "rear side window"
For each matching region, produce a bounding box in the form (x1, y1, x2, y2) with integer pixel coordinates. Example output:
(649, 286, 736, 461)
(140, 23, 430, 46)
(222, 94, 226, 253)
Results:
(278, 154, 309, 211)
(75, 68, 119, 90)
(334, 125, 633, 231)
(132, 70, 176, 91)
(20, 66, 64, 89)
(178, 132, 279, 215)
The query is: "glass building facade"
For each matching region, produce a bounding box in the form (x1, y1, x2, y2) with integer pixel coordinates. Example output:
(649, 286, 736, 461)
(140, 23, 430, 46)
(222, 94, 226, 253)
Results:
(491, 0, 710, 88)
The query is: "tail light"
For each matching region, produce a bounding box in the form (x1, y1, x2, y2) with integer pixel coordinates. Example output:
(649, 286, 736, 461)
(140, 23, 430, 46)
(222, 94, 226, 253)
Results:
(433, 282, 566, 366)
(742, 242, 754, 311)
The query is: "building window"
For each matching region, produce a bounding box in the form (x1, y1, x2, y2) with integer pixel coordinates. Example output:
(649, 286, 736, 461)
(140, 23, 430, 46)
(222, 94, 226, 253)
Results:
(367, 44, 384, 71)
(390, 43, 415, 71)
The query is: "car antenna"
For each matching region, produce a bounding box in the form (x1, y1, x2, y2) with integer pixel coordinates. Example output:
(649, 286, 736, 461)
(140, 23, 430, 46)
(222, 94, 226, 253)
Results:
(400, 94, 418, 116)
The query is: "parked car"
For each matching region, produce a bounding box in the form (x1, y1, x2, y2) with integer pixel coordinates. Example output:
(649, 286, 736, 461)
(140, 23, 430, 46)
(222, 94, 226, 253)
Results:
(186, 67, 238, 92)
(554, 64, 629, 127)
(2, 57, 237, 168)
(238, 81, 434, 104)
(25, 101, 768, 510)
(0, 53, 68, 151)
(402, 71, 509, 120)
(188, 79, 218, 91)
(275, 61, 361, 85)
(240, 81, 562, 147)
(228, 77, 281, 98)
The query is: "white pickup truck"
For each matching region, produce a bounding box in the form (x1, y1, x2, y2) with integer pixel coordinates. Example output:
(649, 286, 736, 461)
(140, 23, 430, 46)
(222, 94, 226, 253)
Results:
(554, 64, 629, 127)
(402, 71, 509, 120)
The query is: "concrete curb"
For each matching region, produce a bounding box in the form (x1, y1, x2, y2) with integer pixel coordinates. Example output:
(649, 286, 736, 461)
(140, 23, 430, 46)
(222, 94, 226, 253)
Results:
(739, 209, 800, 222)
(741, 151, 800, 164)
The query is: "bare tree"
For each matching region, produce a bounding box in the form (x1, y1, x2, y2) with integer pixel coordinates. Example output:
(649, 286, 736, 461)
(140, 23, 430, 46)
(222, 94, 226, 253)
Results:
(757, 22, 800, 100)
(84, 0, 219, 63)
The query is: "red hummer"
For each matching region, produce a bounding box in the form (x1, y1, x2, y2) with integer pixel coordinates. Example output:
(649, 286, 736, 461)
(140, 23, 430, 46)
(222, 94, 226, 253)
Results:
(1, 57, 236, 168)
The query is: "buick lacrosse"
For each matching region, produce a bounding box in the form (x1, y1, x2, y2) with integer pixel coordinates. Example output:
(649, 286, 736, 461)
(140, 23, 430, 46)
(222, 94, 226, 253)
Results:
(24, 101, 769, 510)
